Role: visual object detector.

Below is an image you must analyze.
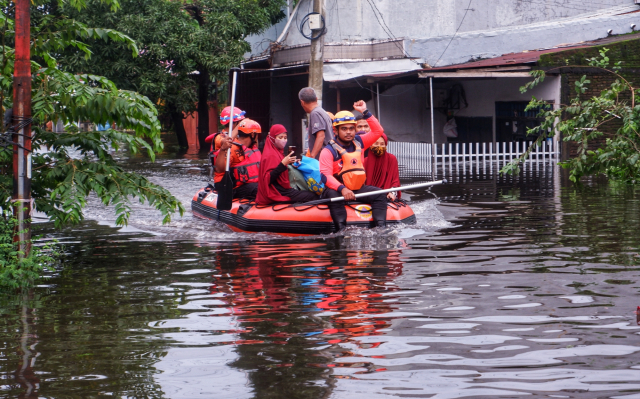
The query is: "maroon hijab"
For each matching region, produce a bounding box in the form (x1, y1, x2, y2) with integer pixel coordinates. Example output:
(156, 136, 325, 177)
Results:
(364, 135, 401, 198)
(257, 125, 291, 205)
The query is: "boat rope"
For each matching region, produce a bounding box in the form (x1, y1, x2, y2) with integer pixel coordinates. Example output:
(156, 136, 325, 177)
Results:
(236, 197, 408, 213)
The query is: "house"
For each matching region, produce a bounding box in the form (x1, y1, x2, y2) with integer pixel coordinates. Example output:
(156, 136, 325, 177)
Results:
(238, 0, 640, 160)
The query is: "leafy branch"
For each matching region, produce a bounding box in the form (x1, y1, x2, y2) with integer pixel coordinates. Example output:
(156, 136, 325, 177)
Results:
(503, 48, 640, 183)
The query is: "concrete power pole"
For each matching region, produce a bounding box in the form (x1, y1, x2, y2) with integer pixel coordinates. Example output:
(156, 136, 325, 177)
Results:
(309, 0, 325, 106)
(12, 0, 32, 254)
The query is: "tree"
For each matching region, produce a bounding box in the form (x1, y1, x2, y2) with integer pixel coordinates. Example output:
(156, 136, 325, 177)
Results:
(502, 48, 640, 183)
(61, 0, 286, 149)
(1, 0, 185, 228)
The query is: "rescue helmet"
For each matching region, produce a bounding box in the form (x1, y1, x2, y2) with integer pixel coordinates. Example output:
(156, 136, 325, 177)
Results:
(326, 111, 335, 122)
(237, 118, 261, 134)
(332, 111, 356, 127)
(219, 106, 246, 125)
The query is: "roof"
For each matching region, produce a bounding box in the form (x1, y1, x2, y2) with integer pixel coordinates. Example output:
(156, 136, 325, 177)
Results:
(365, 32, 640, 81)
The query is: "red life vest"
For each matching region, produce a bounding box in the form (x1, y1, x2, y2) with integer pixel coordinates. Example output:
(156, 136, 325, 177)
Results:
(330, 139, 366, 191)
(229, 145, 261, 187)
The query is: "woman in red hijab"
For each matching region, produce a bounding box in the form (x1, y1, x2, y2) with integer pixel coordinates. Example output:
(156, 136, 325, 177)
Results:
(364, 135, 401, 200)
(257, 125, 319, 205)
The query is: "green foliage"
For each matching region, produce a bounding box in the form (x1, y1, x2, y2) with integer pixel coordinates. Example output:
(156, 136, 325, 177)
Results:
(0, 0, 185, 227)
(60, 0, 285, 120)
(0, 208, 60, 290)
(503, 48, 640, 183)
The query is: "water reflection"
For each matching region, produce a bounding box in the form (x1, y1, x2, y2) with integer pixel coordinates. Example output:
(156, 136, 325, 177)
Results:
(154, 241, 407, 398)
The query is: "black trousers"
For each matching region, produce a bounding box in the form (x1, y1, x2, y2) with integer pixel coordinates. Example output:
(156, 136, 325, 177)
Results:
(321, 185, 387, 229)
(233, 182, 258, 199)
(276, 186, 319, 203)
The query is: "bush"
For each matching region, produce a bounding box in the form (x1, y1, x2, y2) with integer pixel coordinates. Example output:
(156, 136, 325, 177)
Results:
(0, 207, 60, 290)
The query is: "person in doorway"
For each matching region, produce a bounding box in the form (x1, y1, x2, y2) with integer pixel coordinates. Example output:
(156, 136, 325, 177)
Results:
(299, 87, 334, 160)
(256, 124, 319, 205)
(319, 101, 388, 231)
(364, 135, 401, 201)
(214, 118, 261, 199)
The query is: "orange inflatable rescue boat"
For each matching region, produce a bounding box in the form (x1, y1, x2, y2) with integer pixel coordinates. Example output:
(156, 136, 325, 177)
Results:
(191, 189, 416, 235)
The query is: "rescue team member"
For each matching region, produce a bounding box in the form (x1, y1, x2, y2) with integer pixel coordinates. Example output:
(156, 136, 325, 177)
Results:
(299, 87, 334, 160)
(214, 118, 261, 199)
(364, 135, 401, 201)
(205, 106, 246, 151)
(319, 101, 388, 231)
(205, 106, 246, 175)
(256, 125, 319, 205)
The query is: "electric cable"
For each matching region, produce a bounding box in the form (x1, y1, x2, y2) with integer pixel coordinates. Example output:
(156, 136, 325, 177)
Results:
(298, 12, 326, 40)
(364, 0, 421, 66)
(431, 0, 473, 68)
(0, 116, 33, 152)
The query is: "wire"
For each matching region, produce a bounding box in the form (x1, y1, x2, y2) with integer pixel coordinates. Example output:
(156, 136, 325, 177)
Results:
(364, 0, 421, 66)
(298, 12, 326, 40)
(431, 0, 473, 68)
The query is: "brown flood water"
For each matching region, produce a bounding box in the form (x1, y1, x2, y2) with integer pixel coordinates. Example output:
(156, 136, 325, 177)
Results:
(1, 153, 640, 399)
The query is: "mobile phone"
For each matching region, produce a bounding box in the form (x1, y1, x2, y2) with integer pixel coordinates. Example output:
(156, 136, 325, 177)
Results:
(288, 145, 296, 155)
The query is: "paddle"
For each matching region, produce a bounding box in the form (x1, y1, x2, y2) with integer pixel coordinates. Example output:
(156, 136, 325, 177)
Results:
(216, 68, 240, 210)
(298, 180, 446, 207)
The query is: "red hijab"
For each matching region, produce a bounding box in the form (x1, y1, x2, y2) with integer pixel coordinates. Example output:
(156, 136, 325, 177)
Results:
(364, 135, 401, 198)
(257, 124, 291, 205)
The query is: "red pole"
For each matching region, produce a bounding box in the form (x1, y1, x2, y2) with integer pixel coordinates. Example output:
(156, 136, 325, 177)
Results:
(12, 0, 32, 254)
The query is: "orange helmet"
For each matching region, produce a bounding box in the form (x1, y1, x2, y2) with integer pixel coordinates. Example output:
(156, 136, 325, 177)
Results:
(237, 118, 261, 134)
(220, 106, 246, 125)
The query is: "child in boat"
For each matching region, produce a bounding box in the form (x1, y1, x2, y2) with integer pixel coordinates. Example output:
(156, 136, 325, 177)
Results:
(256, 125, 319, 205)
(318, 101, 388, 231)
(364, 135, 401, 201)
(214, 118, 261, 199)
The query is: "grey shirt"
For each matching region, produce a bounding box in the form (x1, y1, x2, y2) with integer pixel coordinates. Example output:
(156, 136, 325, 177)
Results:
(307, 106, 334, 159)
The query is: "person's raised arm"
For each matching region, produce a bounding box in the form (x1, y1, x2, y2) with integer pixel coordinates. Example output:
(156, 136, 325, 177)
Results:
(309, 130, 325, 159)
(353, 100, 383, 149)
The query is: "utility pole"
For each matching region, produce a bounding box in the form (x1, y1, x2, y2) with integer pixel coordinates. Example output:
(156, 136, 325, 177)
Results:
(430, 77, 436, 180)
(308, 0, 325, 106)
(12, 0, 32, 254)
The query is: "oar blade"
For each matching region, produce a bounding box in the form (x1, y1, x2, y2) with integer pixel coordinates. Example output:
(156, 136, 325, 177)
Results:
(216, 172, 234, 210)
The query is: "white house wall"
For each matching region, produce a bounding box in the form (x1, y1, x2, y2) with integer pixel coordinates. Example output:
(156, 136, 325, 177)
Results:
(371, 76, 559, 144)
(251, 0, 639, 67)
(409, 8, 640, 67)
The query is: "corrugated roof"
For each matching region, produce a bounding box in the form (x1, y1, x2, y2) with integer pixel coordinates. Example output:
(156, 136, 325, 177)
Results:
(366, 32, 640, 81)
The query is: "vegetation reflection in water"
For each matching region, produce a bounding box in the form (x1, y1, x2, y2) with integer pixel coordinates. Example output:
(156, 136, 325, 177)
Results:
(1, 164, 640, 398)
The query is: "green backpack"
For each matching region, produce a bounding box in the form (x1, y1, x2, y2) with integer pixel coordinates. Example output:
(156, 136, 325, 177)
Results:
(287, 165, 311, 192)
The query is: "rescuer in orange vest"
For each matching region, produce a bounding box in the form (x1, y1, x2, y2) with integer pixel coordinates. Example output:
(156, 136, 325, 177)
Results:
(318, 101, 387, 231)
(205, 107, 246, 165)
(214, 118, 262, 199)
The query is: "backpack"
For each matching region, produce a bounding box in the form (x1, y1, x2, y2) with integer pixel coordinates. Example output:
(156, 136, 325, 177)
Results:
(294, 156, 325, 195)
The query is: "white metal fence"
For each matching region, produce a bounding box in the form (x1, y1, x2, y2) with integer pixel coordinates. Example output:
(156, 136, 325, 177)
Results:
(387, 140, 559, 178)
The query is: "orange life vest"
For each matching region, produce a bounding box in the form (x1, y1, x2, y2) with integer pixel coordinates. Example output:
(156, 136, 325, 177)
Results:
(330, 139, 366, 191)
(213, 143, 261, 188)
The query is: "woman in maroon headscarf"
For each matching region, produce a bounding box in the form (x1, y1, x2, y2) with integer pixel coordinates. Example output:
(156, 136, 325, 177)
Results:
(257, 125, 319, 205)
(364, 135, 401, 200)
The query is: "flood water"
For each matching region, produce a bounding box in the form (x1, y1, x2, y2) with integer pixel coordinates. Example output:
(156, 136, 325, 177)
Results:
(2, 149, 640, 399)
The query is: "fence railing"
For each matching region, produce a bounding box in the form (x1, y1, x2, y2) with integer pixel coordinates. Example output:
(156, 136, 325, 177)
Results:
(387, 140, 559, 178)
